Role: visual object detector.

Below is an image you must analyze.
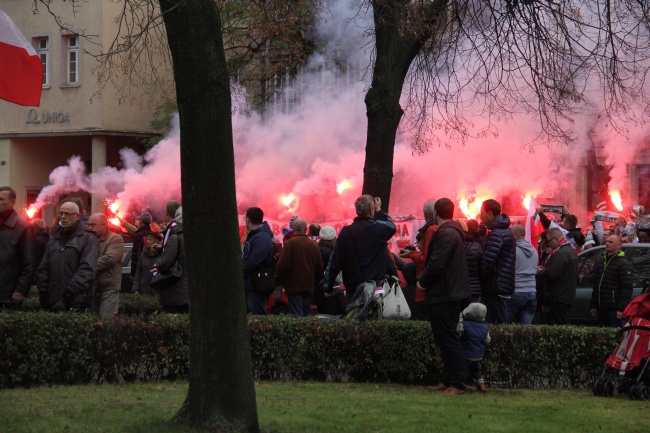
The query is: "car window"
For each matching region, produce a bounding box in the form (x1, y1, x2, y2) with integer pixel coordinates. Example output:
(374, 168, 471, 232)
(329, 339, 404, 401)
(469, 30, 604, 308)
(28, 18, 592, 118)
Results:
(122, 245, 132, 267)
(623, 246, 650, 287)
(577, 248, 599, 286)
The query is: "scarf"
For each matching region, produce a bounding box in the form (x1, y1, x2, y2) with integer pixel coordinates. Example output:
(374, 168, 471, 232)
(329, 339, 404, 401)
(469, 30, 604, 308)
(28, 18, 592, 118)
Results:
(544, 237, 568, 269)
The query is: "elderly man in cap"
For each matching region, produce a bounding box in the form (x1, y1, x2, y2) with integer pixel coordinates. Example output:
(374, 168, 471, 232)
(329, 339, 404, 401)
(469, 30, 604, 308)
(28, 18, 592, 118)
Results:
(38, 201, 99, 312)
(88, 213, 125, 319)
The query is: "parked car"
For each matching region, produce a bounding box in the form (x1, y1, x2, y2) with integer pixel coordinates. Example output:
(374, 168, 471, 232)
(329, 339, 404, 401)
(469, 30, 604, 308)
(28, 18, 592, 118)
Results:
(570, 243, 650, 325)
(121, 243, 133, 293)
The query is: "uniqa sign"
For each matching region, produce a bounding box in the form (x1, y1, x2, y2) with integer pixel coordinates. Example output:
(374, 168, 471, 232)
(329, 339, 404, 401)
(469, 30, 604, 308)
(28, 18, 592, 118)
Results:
(26, 109, 70, 124)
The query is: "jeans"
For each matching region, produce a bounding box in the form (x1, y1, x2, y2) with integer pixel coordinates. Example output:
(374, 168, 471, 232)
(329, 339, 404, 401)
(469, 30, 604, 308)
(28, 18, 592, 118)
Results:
(93, 289, 120, 320)
(429, 300, 467, 390)
(482, 294, 508, 324)
(288, 293, 312, 317)
(507, 292, 537, 324)
(246, 290, 267, 315)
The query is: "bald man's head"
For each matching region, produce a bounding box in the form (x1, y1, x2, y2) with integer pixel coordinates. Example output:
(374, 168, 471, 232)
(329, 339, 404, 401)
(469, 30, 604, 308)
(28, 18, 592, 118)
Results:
(511, 224, 525, 239)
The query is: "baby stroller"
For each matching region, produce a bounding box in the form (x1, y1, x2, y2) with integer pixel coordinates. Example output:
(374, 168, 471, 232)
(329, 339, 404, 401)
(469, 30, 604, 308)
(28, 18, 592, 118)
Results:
(593, 287, 650, 400)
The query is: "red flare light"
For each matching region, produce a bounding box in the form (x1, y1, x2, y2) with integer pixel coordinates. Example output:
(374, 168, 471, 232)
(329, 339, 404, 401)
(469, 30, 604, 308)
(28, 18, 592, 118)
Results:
(336, 179, 353, 195)
(458, 196, 484, 220)
(609, 190, 624, 211)
(109, 200, 121, 215)
(279, 193, 299, 213)
(25, 206, 37, 219)
(109, 217, 121, 227)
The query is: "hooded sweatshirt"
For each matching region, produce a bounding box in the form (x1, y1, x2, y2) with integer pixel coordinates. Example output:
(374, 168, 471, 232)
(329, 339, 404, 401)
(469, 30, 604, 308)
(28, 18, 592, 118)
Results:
(514, 239, 538, 293)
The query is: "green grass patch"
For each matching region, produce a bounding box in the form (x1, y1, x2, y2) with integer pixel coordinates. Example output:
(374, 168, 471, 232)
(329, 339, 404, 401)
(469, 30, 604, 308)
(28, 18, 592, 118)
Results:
(0, 381, 648, 432)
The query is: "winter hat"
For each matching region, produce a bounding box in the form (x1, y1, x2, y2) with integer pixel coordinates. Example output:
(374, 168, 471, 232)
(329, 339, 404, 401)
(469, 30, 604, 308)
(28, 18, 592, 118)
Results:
(289, 215, 299, 229)
(282, 227, 293, 236)
(463, 303, 487, 321)
(319, 226, 336, 241)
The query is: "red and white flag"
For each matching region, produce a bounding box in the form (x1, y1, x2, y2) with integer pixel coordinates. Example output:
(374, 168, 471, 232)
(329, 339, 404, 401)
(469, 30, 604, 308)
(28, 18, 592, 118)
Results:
(0, 10, 43, 106)
(524, 195, 543, 246)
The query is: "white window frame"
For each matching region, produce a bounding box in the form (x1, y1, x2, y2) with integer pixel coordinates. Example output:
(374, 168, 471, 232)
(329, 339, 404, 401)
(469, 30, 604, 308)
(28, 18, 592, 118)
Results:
(33, 36, 49, 87)
(63, 34, 80, 85)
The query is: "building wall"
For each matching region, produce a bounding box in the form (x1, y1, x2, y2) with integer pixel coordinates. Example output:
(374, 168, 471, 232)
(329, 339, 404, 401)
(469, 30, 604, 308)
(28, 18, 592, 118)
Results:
(0, 3, 170, 218)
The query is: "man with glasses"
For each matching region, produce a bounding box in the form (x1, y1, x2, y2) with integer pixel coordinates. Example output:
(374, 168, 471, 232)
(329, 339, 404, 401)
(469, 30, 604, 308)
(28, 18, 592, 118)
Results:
(536, 227, 578, 324)
(88, 213, 124, 319)
(0, 186, 33, 310)
(38, 201, 99, 312)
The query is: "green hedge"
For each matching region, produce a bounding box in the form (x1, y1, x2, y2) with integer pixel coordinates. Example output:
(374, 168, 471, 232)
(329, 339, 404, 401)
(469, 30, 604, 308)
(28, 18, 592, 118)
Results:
(0, 312, 619, 389)
(21, 288, 163, 315)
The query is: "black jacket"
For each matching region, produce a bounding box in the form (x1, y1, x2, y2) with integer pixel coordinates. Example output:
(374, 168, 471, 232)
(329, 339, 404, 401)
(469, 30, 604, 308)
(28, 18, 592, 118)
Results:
(590, 251, 634, 312)
(418, 220, 471, 305)
(0, 210, 33, 301)
(464, 234, 483, 298)
(130, 224, 152, 277)
(538, 243, 578, 306)
(325, 210, 396, 292)
(155, 223, 189, 307)
(31, 229, 49, 285)
(38, 220, 99, 308)
(132, 245, 159, 296)
(480, 214, 516, 297)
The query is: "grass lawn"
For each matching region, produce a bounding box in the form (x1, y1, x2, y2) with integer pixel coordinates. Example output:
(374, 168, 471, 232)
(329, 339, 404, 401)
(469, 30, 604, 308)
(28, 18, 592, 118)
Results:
(0, 381, 648, 433)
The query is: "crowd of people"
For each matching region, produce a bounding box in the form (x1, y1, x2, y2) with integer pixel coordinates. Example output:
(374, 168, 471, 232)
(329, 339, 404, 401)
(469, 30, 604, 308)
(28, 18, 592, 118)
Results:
(241, 194, 643, 394)
(1, 184, 644, 394)
(0, 186, 188, 318)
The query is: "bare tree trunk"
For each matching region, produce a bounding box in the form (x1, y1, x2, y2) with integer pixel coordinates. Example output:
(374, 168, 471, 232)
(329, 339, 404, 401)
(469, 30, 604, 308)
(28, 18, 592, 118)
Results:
(159, 1, 259, 431)
(363, 0, 444, 210)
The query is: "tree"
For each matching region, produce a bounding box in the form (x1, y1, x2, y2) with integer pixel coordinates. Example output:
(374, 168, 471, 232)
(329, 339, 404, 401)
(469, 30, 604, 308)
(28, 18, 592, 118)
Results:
(35, 0, 261, 431)
(362, 0, 650, 210)
(159, 1, 260, 431)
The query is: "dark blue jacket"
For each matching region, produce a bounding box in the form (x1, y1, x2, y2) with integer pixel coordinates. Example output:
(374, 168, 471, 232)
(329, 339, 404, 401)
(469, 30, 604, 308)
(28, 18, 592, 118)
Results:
(461, 318, 489, 360)
(325, 210, 396, 292)
(242, 222, 274, 291)
(480, 214, 516, 297)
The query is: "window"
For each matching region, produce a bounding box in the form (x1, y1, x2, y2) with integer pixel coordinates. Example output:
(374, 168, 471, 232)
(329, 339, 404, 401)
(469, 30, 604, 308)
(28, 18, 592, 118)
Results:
(577, 250, 598, 287)
(63, 34, 80, 85)
(34, 37, 49, 87)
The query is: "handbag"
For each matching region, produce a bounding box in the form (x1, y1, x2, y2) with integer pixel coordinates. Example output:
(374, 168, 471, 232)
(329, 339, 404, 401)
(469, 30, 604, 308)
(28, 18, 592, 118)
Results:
(382, 279, 411, 319)
(252, 267, 276, 295)
(151, 260, 182, 289)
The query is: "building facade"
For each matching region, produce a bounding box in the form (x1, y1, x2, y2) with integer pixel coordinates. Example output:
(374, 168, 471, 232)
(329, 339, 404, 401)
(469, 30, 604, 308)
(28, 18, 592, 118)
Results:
(0, 2, 168, 225)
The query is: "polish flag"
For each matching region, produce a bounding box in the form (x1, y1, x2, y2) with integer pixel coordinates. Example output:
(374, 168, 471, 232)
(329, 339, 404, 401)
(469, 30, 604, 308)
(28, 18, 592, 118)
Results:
(0, 10, 43, 106)
(524, 195, 543, 247)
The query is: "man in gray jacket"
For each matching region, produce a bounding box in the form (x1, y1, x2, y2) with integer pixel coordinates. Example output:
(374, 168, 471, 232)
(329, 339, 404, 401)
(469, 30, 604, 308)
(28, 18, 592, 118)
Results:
(508, 224, 539, 324)
(0, 186, 33, 309)
(88, 213, 124, 319)
(38, 201, 99, 312)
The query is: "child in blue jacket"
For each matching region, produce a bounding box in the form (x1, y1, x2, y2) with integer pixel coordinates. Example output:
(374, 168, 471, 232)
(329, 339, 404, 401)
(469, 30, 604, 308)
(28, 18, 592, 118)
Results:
(458, 302, 491, 392)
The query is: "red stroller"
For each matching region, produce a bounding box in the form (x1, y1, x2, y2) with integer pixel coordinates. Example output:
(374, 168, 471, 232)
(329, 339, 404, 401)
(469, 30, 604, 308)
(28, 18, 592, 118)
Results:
(593, 289, 650, 400)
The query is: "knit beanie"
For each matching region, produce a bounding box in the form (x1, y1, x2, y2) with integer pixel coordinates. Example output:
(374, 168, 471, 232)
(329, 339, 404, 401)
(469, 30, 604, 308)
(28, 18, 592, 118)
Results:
(319, 225, 336, 241)
(463, 303, 487, 321)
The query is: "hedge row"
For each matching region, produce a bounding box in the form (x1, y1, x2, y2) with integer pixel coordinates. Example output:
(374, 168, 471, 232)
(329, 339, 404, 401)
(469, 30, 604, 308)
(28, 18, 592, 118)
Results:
(20, 289, 163, 315)
(0, 311, 619, 389)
